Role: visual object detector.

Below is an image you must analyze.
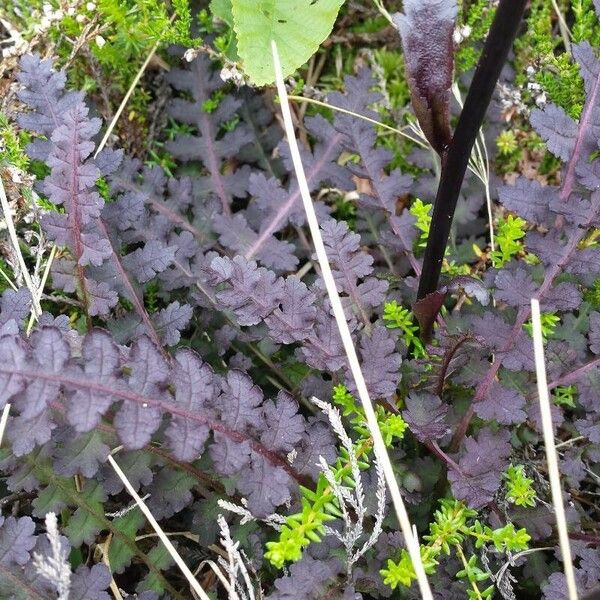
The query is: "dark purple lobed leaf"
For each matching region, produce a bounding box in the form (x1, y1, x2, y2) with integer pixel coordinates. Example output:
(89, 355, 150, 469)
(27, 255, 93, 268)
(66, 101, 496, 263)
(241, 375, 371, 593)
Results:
(269, 555, 342, 600)
(347, 326, 402, 400)
(497, 179, 554, 226)
(530, 104, 578, 162)
(474, 382, 527, 425)
(219, 369, 264, 431)
(294, 417, 337, 479)
(122, 240, 176, 284)
(53, 430, 110, 478)
(210, 255, 285, 326)
(320, 219, 388, 319)
(165, 350, 215, 462)
(402, 393, 450, 442)
(448, 428, 511, 508)
(265, 277, 317, 344)
(69, 564, 112, 600)
(261, 391, 306, 453)
(238, 454, 293, 517)
(0, 288, 32, 332)
(153, 301, 192, 346)
(0, 517, 36, 567)
(494, 268, 537, 308)
(114, 337, 165, 449)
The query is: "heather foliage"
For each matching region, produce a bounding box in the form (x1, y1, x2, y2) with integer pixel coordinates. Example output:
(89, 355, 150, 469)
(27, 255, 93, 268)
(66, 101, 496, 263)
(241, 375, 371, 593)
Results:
(1, 1, 600, 599)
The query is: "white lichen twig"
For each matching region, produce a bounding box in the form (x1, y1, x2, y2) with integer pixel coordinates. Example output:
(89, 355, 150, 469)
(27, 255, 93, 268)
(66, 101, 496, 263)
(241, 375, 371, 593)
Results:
(216, 515, 258, 600)
(531, 298, 578, 600)
(271, 40, 433, 600)
(105, 494, 150, 518)
(352, 452, 386, 566)
(494, 546, 553, 599)
(217, 498, 286, 530)
(313, 397, 387, 577)
(32, 512, 71, 600)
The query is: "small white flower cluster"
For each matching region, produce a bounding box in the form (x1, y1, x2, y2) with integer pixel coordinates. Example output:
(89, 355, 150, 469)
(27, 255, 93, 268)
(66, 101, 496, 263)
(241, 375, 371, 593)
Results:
(184, 47, 200, 62)
(499, 64, 547, 119)
(497, 82, 528, 118)
(453, 24, 472, 45)
(220, 65, 246, 87)
(29, 2, 76, 32)
(525, 65, 548, 108)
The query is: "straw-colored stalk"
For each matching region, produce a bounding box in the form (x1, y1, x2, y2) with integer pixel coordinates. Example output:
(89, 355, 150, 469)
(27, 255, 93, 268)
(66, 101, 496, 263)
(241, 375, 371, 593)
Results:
(107, 454, 211, 600)
(271, 39, 433, 600)
(531, 298, 578, 600)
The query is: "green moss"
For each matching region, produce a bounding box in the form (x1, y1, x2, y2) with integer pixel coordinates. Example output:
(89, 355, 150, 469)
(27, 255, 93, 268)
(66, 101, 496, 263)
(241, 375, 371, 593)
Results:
(584, 278, 600, 309)
(514, 0, 600, 119)
(496, 130, 519, 156)
(572, 0, 600, 46)
(373, 49, 410, 111)
(0, 113, 30, 170)
(455, 0, 497, 73)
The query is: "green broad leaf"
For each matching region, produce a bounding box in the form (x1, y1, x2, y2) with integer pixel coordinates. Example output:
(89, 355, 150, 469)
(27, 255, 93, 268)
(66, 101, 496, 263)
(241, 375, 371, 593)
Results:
(64, 481, 107, 546)
(32, 481, 69, 516)
(211, 0, 233, 25)
(138, 542, 175, 593)
(108, 510, 146, 573)
(231, 0, 345, 86)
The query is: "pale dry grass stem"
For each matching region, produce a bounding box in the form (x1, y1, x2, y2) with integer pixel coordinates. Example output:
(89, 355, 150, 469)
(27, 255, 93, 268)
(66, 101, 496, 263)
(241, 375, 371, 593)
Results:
(98, 534, 124, 600)
(26, 243, 57, 335)
(271, 39, 433, 600)
(0, 175, 41, 315)
(0, 403, 11, 448)
(287, 94, 426, 146)
(531, 298, 578, 600)
(107, 453, 211, 600)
